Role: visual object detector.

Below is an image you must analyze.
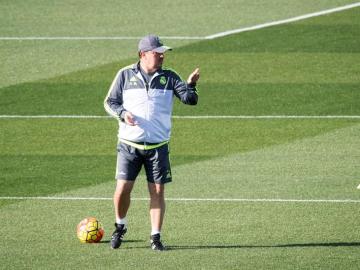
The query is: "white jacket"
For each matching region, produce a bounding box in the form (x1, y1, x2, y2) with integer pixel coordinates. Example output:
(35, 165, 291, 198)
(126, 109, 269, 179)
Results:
(104, 62, 198, 143)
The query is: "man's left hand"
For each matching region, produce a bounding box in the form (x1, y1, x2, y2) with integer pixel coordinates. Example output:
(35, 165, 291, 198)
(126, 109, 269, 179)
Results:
(187, 68, 200, 85)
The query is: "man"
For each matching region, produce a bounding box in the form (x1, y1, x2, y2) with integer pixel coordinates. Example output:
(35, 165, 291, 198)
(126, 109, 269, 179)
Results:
(104, 34, 200, 251)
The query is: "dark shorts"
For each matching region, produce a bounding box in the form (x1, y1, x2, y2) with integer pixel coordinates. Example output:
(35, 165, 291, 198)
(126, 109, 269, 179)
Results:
(115, 142, 172, 184)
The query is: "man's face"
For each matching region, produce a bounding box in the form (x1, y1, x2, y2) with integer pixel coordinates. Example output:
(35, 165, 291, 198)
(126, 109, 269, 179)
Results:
(141, 51, 164, 72)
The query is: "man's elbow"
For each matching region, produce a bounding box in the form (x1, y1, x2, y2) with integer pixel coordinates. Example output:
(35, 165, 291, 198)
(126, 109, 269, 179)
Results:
(188, 95, 198, 105)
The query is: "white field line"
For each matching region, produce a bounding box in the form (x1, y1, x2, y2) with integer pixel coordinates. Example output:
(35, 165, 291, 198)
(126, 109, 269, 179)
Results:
(173, 115, 360, 119)
(0, 36, 204, 40)
(0, 115, 360, 119)
(1, 196, 360, 203)
(0, 115, 111, 119)
(0, 3, 359, 41)
(206, 2, 360, 39)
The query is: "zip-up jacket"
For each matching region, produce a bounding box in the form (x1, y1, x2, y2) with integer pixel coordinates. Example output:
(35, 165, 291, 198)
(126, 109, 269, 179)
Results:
(104, 62, 198, 143)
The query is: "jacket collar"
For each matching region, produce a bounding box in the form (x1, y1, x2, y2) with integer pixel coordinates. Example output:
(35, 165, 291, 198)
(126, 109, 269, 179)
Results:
(132, 61, 164, 75)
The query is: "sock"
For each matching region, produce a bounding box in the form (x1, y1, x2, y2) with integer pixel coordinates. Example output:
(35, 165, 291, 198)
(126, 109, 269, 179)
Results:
(151, 229, 161, 236)
(116, 217, 127, 227)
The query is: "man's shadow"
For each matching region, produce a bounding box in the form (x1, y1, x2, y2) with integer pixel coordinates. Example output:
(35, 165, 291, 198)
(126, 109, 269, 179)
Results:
(100, 239, 143, 244)
(99, 240, 360, 250)
(166, 241, 360, 250)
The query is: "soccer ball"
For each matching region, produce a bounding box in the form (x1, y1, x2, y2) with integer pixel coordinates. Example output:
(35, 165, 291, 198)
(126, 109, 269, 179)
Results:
(76, 217, 104, 243)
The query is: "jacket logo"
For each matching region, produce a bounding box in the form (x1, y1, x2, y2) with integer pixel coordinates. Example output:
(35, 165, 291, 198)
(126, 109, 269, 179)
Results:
(159, 76, 167, 85)
(129, 76, 138, 86)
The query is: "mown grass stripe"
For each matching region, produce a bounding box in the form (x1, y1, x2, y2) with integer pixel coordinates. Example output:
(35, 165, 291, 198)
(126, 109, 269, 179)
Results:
(1, 196, 360, 203)
(206, 2, 360, 39)
(1, 2, 359, 41)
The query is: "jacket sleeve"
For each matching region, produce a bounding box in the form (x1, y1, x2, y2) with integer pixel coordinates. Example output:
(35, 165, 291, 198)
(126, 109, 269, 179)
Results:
(172, 71, 198, 105)
(104, 70, 127, 120)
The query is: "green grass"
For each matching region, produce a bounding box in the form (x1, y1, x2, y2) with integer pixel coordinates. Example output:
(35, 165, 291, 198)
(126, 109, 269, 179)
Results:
(0, 0, 355, 88)
(1, 8, 359, 116)
(0, 118, 357, 197)
(1, 0, 354, 36)
(1, 200, 359, 269)
(0, 2, 360, 269)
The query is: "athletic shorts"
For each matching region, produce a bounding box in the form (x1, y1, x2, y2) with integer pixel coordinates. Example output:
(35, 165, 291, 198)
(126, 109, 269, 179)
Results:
(115, 142, 172, 184)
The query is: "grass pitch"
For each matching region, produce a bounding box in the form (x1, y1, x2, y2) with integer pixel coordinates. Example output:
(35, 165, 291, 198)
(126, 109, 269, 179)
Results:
(0, 1, 360, 269)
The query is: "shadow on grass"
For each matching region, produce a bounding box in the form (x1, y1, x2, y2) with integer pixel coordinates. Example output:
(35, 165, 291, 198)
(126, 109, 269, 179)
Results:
(167, 242, 360, 250)
(113, 241, 360, 251)
(100, 239, 144, 244)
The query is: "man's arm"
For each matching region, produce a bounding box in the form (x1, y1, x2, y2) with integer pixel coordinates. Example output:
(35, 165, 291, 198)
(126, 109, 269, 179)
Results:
(104, 70, 127, 121)
(104, 70, 138, 125)
(173, 68, 200, 105)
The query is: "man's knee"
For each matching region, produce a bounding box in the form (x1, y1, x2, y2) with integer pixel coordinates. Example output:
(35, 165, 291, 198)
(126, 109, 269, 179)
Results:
(148, 183, 165, 199)
(115, 179, 134, 195)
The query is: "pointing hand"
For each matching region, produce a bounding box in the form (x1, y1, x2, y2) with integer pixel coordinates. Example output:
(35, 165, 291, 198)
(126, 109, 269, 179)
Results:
(187, 68, 200, 85)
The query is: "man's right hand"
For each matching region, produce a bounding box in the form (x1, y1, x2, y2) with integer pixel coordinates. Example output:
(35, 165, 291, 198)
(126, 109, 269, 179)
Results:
(124, 111, 137, 126)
